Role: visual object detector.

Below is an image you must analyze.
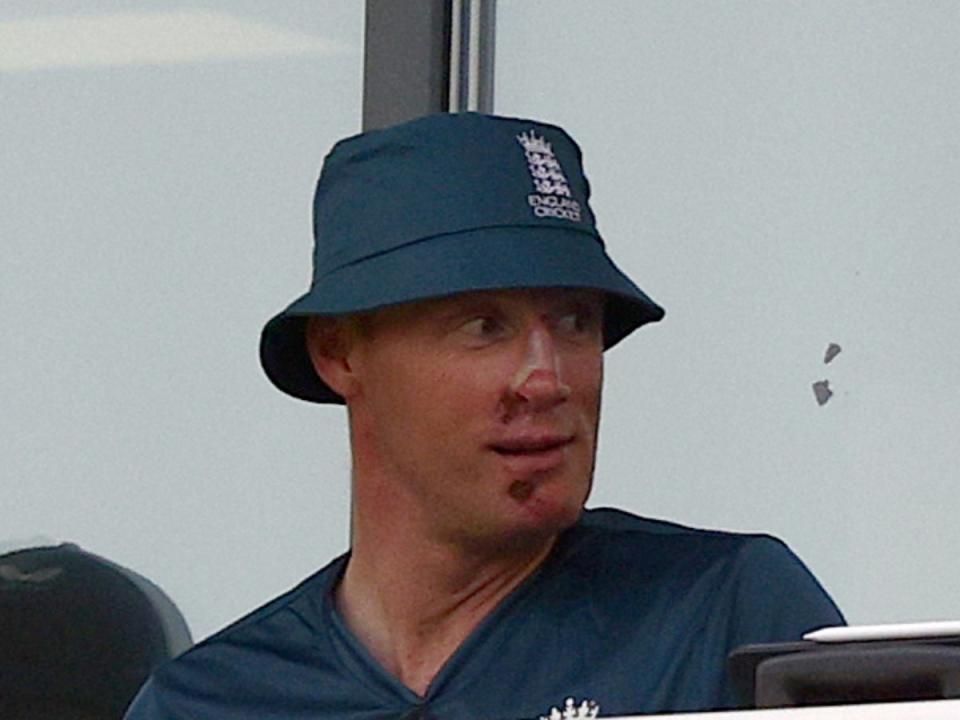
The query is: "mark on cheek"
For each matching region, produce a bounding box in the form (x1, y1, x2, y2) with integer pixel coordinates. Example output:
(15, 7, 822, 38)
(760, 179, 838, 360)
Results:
(509, 480, 534, 500)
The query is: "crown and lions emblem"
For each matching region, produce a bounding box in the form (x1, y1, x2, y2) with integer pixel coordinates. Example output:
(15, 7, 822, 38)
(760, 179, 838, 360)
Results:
(539, 697, 600, 720)
(515, 130, 582, 222)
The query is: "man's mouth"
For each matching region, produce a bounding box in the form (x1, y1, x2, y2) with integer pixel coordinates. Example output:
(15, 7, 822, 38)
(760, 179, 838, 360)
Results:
(489, 435, 574, 456)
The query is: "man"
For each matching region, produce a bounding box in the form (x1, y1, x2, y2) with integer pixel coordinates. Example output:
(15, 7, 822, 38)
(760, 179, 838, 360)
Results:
(126, 113, 842, 719)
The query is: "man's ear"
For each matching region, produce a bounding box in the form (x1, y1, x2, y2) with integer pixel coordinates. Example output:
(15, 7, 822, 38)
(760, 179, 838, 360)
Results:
(305, 317, 360, 400)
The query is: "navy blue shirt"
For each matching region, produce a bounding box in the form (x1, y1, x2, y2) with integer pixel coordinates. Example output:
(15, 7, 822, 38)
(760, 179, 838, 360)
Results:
(126, 509, 843, 719)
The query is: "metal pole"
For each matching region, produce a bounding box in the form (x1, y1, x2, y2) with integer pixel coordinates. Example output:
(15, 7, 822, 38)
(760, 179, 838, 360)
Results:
(448, 0, 496, 113)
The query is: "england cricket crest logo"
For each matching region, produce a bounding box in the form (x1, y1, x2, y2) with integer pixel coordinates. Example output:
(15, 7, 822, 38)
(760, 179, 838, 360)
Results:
(539, 697, 600, 720)
(516, 130, 583, 222)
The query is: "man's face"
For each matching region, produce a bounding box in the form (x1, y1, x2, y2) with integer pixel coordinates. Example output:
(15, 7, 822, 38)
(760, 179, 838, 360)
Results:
(333, 287, 605, 551)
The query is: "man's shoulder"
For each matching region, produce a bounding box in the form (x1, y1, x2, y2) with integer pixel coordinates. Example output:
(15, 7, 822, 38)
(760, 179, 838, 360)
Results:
(124, 553, 349, 719)
(574, 506, 783, 553)
(578, 506, 725, 535)
(532, 509, 843, 713)
(196, 551, 346, 646)
(568, 507, 839, 612)
(569, 507, 844, 633)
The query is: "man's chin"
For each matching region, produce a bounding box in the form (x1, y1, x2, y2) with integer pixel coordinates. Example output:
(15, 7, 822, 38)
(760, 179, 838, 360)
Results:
(506, 488, 585, 537)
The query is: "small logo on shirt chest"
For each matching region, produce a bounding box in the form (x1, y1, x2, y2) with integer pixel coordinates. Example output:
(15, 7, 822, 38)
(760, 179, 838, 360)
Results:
(540, 697, 600, 720)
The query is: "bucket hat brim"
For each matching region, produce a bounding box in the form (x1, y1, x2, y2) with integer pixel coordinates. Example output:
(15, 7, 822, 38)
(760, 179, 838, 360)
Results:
(260, 225, 664, 404)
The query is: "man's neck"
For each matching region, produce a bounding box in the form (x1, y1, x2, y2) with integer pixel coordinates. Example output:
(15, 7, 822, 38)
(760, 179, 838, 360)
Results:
(337, 526, 556, 697)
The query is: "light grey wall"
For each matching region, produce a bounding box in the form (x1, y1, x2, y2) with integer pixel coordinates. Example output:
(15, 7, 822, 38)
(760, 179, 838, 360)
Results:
(495, 0, 960, 625)
(2, 1, 363, 640)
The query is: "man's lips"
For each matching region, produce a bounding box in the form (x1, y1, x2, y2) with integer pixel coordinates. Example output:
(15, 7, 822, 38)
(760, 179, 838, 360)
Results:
(488, 434, 579, 491)
(488, 434, 575, 456)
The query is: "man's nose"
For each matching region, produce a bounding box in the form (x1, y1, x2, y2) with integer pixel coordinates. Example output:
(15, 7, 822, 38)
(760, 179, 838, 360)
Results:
(506, 324, 572, 410)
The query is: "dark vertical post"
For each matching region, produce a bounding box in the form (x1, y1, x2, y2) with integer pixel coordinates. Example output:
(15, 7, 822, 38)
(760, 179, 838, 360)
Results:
(362, 0, 452, 131)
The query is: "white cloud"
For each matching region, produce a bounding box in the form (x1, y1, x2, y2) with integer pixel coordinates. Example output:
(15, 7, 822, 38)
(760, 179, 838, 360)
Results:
(0, 9, 354, 72)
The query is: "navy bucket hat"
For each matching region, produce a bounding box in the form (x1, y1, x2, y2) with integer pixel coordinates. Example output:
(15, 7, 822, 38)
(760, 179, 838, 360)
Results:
(260, 112, 664, 404)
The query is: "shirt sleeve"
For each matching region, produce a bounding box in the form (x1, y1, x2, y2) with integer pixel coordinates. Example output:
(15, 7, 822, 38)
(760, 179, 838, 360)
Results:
(730, 535, 844, 644)
(124, 676, 187, 720)
(718, 535, 845, 707)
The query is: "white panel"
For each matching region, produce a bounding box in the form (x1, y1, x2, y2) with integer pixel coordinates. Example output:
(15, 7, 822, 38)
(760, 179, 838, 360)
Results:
(496, 1, 960, 624)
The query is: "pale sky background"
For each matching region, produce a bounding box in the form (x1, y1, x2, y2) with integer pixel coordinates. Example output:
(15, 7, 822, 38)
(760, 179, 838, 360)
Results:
(3, 1, 958, 640)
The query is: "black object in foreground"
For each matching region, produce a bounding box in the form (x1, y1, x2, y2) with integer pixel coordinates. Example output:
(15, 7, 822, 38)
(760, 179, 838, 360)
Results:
(0, 543, 192, 719)
(729, 637, 960, 708)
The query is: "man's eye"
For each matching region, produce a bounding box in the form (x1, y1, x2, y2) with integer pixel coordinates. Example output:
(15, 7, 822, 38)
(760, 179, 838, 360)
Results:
(556, 309, 601, 337)
(460, 316, 506, 339)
